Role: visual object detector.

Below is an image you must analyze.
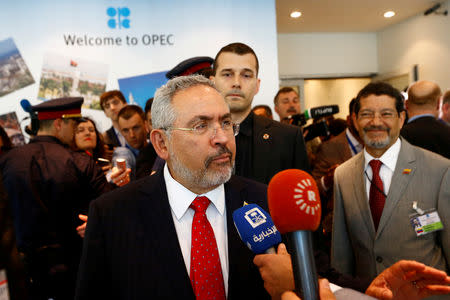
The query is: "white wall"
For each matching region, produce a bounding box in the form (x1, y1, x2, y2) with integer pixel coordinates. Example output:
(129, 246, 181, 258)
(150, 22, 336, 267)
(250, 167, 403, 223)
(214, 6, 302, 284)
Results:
(277, 33, 378, 79)
(304, 78, 371, 119)
(377, 0, 450, 90)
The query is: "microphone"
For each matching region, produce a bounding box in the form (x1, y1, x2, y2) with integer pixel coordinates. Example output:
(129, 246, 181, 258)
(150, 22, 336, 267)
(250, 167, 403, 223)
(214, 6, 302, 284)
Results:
(232, 203, 282, 254)
(20, 99, 33, 113)
(20, 99, 39, 135)
(286, 105, 339, 126)
(268, 169, 321, 300)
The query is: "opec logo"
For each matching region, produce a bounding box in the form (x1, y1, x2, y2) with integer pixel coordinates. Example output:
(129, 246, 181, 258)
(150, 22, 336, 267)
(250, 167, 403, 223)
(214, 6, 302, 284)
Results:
(107, 7, 130, 29)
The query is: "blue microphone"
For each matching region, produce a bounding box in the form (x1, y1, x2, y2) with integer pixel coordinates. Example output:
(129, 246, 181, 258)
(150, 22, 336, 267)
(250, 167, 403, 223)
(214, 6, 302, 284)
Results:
(20, 99, 33, 113)
(20, 99, 39, 135)
(232, 203, 282, 254)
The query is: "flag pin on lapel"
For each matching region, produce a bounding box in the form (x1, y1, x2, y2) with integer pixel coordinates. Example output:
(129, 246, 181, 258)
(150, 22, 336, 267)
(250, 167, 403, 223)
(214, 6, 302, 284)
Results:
(403, 169, 411, 174)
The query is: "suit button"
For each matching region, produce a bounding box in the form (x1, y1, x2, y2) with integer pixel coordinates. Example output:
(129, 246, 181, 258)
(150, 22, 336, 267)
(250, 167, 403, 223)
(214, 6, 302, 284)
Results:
(376, 256, 383, 263)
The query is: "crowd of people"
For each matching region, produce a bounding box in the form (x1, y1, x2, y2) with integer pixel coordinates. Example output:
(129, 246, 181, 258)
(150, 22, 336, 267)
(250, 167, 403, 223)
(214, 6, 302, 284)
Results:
(0, 42, 449, 300)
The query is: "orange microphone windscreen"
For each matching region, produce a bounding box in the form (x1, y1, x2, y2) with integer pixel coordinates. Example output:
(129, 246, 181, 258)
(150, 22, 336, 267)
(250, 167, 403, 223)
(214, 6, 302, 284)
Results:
(268, 169, 321, 234)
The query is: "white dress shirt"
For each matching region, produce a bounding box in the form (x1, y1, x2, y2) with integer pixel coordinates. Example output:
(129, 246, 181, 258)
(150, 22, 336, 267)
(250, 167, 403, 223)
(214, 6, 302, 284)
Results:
(363, 138, 401, 201)
(164, 164, 229, 295)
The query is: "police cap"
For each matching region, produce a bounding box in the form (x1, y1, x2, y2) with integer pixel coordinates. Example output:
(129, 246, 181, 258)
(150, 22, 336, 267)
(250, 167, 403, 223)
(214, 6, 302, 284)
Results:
(32, 97, 83, 120)
(166, 56, 214, 79)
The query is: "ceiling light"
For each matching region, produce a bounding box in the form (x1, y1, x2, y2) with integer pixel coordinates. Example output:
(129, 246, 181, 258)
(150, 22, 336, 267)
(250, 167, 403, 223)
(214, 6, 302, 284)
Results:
(384, 11, 395, 18)
(290, 11, 302, 18)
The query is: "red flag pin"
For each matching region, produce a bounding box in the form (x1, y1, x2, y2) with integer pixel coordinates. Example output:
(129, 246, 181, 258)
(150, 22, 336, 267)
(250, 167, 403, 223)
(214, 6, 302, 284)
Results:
(403, 169, 411, 174)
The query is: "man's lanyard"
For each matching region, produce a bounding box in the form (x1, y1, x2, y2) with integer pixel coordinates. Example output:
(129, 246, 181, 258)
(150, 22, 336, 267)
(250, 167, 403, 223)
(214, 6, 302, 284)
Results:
(346, 131, 359, 156)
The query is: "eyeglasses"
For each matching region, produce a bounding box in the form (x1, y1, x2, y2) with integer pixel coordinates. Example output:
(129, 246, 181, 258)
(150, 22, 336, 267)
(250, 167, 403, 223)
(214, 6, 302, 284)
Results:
(358, 110, 398, 120)
(163, 120, 240, 138)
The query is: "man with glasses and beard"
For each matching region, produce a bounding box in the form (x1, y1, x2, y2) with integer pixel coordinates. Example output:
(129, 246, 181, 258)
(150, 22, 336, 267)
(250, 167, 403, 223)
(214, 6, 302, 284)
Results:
(331, 82, 450, 292)
(76, 75, 270, 300)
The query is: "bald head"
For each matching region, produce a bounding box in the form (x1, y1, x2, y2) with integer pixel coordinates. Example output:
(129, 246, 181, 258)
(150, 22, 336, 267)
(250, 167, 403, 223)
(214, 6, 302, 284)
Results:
(406, 81, 441, 117)
(408, 81, 441, 106)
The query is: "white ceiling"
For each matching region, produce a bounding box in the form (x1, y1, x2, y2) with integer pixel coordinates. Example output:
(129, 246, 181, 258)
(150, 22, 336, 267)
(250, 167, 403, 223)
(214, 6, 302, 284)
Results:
(276, 0, 443, 33)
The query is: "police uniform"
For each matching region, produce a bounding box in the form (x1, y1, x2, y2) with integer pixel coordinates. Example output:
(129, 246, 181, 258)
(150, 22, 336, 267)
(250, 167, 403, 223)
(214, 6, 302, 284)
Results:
(0, 97, 113, 299)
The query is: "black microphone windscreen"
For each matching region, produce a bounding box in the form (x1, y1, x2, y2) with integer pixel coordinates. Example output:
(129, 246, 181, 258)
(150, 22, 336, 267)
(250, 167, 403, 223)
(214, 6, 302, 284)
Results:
(309, 105, 339, 119)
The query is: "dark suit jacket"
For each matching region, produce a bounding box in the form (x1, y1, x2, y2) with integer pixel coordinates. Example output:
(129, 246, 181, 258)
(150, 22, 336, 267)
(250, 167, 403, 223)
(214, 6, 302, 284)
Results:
(103, 126, 122, 148)
(237, 113, 310, 184)
(0, 174, 28, 300)
(75, 173, 270, 300)
(400, 116, 450, 159)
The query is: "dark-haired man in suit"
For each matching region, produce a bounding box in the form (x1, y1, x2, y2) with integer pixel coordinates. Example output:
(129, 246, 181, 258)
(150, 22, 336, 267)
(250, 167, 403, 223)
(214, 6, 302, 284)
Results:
(210, 42, 309, 184)
(100, 90, 128, 148)
(76, 75, 270, 299)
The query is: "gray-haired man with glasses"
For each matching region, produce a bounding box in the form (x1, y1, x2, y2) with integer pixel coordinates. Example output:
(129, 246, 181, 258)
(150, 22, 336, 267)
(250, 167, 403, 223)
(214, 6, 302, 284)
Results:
(76, 75, 271, 299)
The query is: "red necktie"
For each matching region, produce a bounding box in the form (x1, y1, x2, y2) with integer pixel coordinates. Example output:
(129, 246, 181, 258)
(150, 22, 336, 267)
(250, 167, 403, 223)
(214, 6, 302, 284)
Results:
(369, 160, 386, 231)
(190, 196, 225, 300)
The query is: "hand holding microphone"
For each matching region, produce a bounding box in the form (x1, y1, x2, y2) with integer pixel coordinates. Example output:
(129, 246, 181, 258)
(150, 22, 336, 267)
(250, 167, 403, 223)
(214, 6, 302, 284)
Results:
(253, 243, 295, 300)
(268, 169, 322, 300)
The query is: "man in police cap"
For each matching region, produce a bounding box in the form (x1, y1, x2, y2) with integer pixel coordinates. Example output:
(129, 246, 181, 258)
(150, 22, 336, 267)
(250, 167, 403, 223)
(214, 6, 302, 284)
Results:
(166, 56, 214, 79)
(0, 97, 127, 299)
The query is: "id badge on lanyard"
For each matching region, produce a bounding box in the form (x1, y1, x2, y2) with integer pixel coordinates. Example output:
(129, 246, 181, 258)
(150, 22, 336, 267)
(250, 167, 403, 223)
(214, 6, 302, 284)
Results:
(409, 201, 444, 237)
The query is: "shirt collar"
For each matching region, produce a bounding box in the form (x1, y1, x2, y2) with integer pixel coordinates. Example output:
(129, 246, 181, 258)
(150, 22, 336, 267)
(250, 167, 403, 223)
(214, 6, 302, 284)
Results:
(164, 164, 225, 220)
(363, 138, 401, 172)
(408, 114, 435, 123)
(237, 111, 253, 137)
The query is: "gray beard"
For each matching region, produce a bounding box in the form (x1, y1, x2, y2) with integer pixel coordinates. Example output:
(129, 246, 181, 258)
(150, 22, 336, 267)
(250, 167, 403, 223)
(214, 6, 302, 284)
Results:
(362, 133, 391, 149)
(169, 147, 234, 190)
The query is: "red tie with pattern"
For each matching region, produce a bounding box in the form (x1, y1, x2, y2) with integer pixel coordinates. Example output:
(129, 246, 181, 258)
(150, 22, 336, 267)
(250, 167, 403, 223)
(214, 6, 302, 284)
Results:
(369, 160, 386, 231)
(190, 196, 225, 300)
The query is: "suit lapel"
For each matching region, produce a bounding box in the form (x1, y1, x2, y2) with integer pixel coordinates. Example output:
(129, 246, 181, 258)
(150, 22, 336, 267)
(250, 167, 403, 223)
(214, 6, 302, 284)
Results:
(224, 177, 247, 294)
(252, 115, 273, 183)
(352, 153, 377, 237)
(107, 127, 120, 146)
(137, 173, 194, 298)
(225, 176, 266, 299)
(377, 140, 416, 237)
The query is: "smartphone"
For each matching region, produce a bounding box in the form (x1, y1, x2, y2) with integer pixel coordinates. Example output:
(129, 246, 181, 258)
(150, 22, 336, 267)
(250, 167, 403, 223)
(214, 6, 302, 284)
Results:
(97, 157, 111, 167)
